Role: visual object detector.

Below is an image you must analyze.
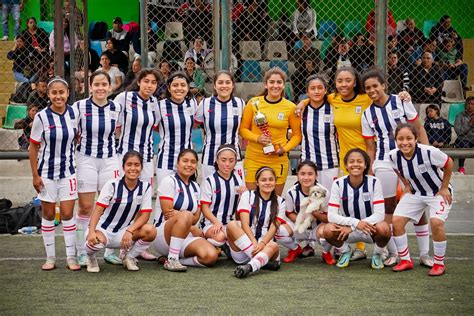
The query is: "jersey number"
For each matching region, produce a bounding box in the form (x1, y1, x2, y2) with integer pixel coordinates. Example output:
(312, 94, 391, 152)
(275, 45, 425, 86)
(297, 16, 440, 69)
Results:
(69, 178, 77, 193)
(435, 201, 445, 215)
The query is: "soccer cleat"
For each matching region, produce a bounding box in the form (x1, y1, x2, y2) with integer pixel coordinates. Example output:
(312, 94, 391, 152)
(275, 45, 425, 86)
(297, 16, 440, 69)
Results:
(392, 259, 414, 272)
(322, 251, 336, 265)
(420, 255, 434, 268)
(77, 253, 87, 267)
(164, 258, 187, 272)
(221, 243, 232, 259)
(234, 264, 253, 278)
(350, 248, 367, 261)
(66, 258, 81, 271)
(383, 254, 399, 267)
(86, 255, 100, 273)
(104, 253, 122, 265)
(428, 263, 446, 276)
(371, 254, 384, 270)
(262, 260, 281, 271)
(336, 249, 352, 268)
(283, 245, 303, 263)
(41, 257, 56, 271)
(138, 250, 158, 261)
(123, 256, 140, 271)
(299, 245, 315, 258)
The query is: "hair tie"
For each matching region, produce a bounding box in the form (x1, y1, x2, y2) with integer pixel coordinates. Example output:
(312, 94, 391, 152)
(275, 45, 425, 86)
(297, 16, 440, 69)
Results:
(216, 146, 237, 157)
(47, 77, 69, 88)
(255, 166, 273, 179)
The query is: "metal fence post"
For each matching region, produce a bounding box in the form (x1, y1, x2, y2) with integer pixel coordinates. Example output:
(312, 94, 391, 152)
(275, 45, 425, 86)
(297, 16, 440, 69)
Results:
(54, 0, 64, 77)
(83, 0, 89, 96)
(375, 0, 387, 73)
(220, 0, 231, 71)
(69, 0, 76, 101)
(140, 0, 149, 68)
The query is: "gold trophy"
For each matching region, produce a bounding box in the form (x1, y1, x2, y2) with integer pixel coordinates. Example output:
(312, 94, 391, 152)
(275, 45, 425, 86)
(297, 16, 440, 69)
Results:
(253, 99, 275, 154)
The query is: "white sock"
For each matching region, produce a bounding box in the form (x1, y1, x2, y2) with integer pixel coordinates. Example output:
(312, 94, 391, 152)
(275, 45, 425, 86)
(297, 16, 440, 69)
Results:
(414, 224, 430, 256)
(373, 244, 384, 255)
(180, 256, 206, 267)
(62, 218, 77, 258)
(386, 224, 398, 256)
(393, 234, 411, 261)
(207, 238, 224, 247)
(168, 236, 185, 260)
(234, 234, 254, 258)
(85, 241, 105, 255)
(319, 238, 332, 253)
(75, 214, 90, 255)
(275, 226, 298, 250)
(41, 218, 55, 259)
(128, 239, 152, 258)
(104, 248, 115, 257)
(433, 240, 447, 265)
(336, 242, 349, 254)
(248, 252, 269, 272)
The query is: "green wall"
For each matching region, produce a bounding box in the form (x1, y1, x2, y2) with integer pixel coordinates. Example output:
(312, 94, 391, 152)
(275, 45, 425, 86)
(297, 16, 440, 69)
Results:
(87, 0, 139, 26)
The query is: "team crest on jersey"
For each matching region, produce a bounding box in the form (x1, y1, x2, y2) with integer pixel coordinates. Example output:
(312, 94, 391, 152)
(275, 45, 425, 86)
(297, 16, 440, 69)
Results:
(363, 192, 371, 201)
(324, 114, 331, 123)
(233, 108, 240, 116)
(277, 112, 285, 120)
(392, 109, 400, 118)
(418, 164, 428, 173)
(355, 106, 362, 114)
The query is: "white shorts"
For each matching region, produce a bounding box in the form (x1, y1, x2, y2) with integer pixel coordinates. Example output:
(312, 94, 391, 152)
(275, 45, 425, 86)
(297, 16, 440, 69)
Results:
(394, 193, 451, 222)
(373, 160, 398, 198)
(155, 168, 175, 188)
(151, 222, 202, 257)
(96, 226, 127, 249)
(317, 168, 339, 193)
(118, 153, 154, 186)
(38, 174, 78, 202)
(346, 230, 375, 244)
(201, 161, 244, 183)
(76, 152, 120, 193)
(283, 219, 318, 241)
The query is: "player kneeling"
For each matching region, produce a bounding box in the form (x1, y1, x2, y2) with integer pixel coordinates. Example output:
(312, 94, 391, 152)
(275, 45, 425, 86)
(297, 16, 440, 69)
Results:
(85, 151, 157, 272)
(324, 149, 391, 269)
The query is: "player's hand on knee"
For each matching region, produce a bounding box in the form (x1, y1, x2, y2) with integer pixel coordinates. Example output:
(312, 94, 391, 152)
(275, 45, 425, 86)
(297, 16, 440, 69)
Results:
(357, 221, 376, 235)
(436, 188, 452, 205)
(87, 231, 99, 245)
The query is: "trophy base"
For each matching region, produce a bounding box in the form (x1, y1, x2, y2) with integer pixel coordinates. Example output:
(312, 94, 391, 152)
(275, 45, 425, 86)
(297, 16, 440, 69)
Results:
(263, 144, 275, 154)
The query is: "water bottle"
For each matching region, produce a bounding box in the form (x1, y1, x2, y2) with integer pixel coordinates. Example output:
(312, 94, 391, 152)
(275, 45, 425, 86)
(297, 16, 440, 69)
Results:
(18, 226, 38, 234)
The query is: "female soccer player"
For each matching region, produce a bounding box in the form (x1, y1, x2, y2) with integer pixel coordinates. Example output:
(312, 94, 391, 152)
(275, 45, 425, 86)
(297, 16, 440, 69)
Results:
(278, 161, 335, 265)
(73, 70, 122, 266)
(200, 144, 246, 247)
(324, 149, 391, 269)
(239, 67, 302, 195)
(389, 123, 453, 276)
(85, 151, 157, 272)
(195, 71, 245, 180)
(151, 149, 218, 272)
(361, 69, 432, 267)
(29, 76, 80, 271)
(226, 167, 285, 278)
(155, 72, 197, 188)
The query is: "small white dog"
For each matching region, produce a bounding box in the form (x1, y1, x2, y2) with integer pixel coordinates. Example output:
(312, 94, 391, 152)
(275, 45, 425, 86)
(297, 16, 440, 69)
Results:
(294, 184, 328, 234)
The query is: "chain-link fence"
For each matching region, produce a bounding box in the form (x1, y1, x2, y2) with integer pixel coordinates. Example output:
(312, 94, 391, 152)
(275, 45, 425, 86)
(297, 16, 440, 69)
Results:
(1, 0, 473, 155)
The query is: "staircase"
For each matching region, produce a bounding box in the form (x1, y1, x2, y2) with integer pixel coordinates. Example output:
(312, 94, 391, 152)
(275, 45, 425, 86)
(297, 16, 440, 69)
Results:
(0, 41, 15, 127)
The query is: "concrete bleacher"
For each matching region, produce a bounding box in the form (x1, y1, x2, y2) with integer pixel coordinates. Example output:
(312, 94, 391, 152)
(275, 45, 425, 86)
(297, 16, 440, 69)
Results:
(0, 41, 15, 127)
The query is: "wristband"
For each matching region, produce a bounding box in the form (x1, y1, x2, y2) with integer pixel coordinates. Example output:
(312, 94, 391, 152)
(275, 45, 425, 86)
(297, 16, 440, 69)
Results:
(126, 229, 133, 234)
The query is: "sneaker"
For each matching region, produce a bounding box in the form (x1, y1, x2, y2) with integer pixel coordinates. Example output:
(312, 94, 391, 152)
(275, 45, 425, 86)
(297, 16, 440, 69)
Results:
(234, 264, 252, 278)
(104, 253, 122, 265)
(41, 257, 56, 271)
(299, 245, 315, 258)
(383, 254, 399, 267)
(138, 250, 158, 261)
(86, 255, 100, 273)
(77, 253, 87, 267)
(164, 258, 187, 272)
(428, 263, 446, 276)
(123, 256, 140, 271)
(221, 243, 232, 259)
(262, 260, 281, 271)
(371, 253, 384, 270)
(419, 255, 434, 268)
(458, 167, 466, 175)
(381, 247, 389, 261)
(322, 251, 336, 265)
(392, 259, 414, 272)
(336, 249, 352, 268)
(283, 245, 303, 263)
(350, 248, 367, 261)
(1, 35, 8, 41)
(66, 257, 81, 271)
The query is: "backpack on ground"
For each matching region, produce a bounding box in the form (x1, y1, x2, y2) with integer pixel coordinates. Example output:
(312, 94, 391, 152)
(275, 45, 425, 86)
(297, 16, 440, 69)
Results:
(0, 202, 42, 235)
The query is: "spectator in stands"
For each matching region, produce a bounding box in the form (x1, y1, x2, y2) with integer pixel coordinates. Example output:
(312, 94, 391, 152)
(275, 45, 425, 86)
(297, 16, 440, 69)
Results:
(387, 35, 399, 53)
(454, 97, 474, 175)
(184, 36, 211, 67)
(7, 35, 35, 84)
(291, 0, 317, 39)
(233, 0, 269, 50)
(365, 3, 396, 43)
(98, 52, 123, 96)
(123, 57, 141, 89)
(155, 59, 172, 99)
(387, 51, 410, 94)
(438, 37, 469, 90)
(14, 103, 37, 151)
(184, 56, 206, 97)
(104, 37, 128, 74)
(106, 16, 131, 54)
(424, 104, 451, 148)
(411, 37, 438, 65)
(49, 17, 76, 75)
(349, 33, 374, 74)
(398, 18, 424, 57)
(27, 77, 49, 110)
(411, 51, 443, 105)
(430, 15, 463, 58)
(2, 0, 23, 40)
(292, 33, 320, 71)
(324, 36, 352, 83)
(21, 17, 49, 74)
(292, 59, 318, 101)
